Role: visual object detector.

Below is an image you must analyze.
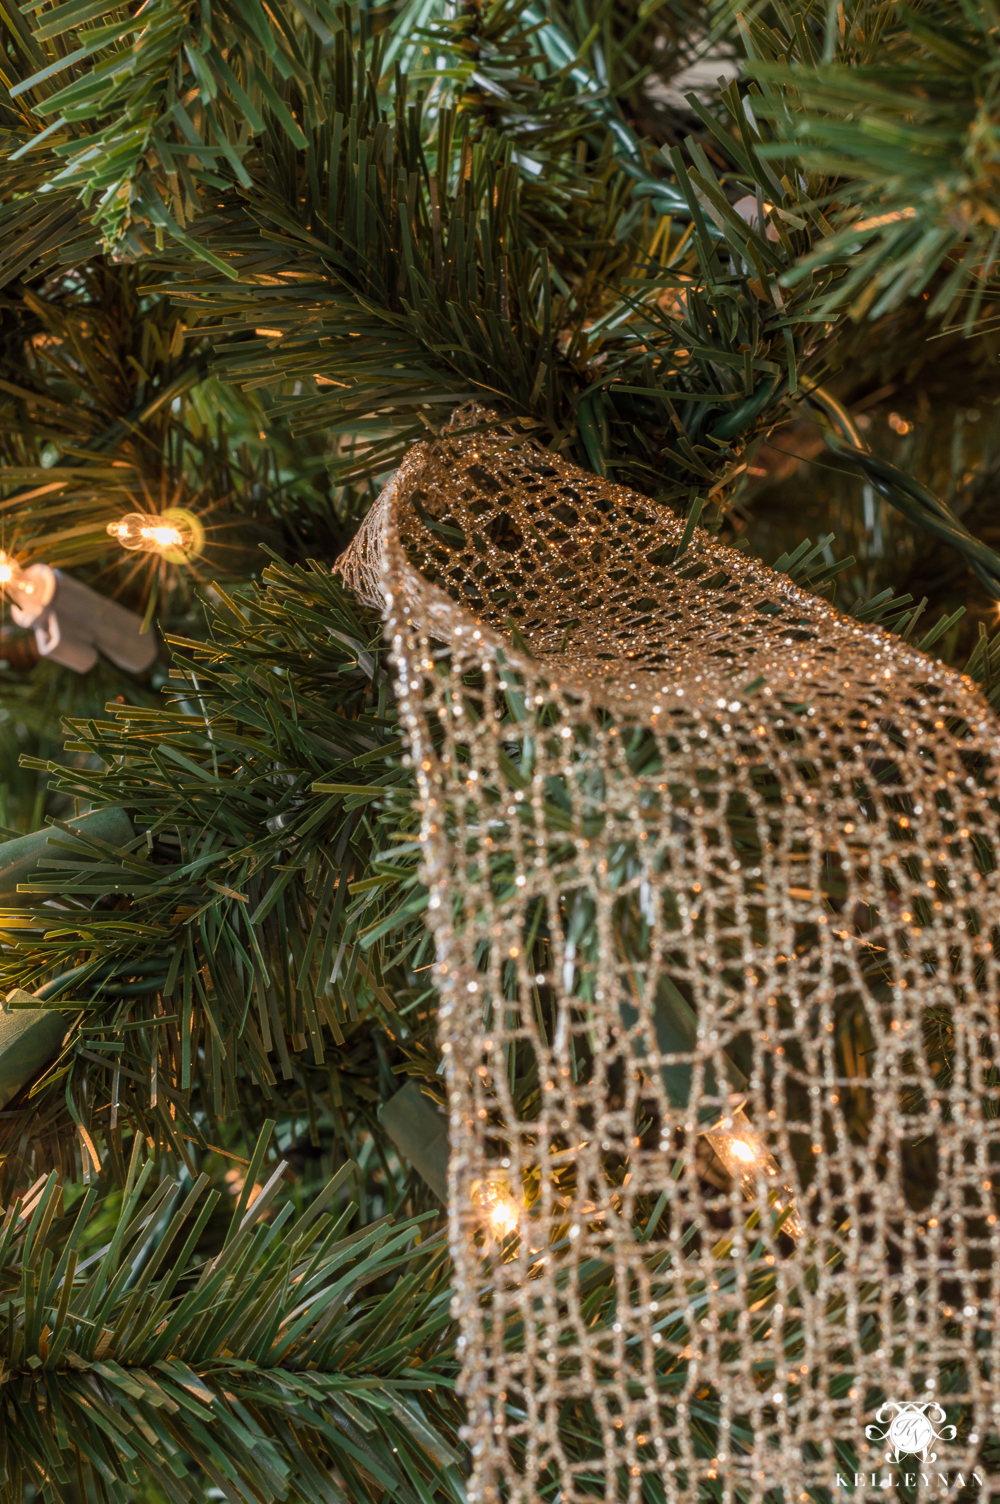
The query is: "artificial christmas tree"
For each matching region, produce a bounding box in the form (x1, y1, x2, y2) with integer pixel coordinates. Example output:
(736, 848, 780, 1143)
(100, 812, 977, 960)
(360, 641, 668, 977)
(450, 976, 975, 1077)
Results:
(1, 0, 999, 1500)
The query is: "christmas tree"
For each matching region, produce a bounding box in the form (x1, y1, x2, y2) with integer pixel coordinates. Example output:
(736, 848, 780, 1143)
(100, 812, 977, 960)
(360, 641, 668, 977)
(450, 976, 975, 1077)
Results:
(1, 0, 998, 1500)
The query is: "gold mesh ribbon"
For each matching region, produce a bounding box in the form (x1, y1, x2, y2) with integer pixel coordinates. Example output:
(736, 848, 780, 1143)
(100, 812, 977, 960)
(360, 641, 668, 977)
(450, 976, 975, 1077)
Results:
(338, 408, 1000, 1503)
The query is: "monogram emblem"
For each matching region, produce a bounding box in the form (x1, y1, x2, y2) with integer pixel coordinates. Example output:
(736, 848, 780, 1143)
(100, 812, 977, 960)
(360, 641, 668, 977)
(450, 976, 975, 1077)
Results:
(865, 1401, 957, 1464)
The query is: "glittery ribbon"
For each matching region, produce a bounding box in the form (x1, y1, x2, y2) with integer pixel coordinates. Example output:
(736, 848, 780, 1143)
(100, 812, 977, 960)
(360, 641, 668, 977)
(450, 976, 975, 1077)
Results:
(338, 406, 1000, 1504)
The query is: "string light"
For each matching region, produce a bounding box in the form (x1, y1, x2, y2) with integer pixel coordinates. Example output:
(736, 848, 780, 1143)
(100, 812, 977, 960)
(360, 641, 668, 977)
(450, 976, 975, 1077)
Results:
(475, 1179, 520, 1239)
(0, 548, 155, 673)
(0, 549, 29, 591)
(106, 507, 204, 563)
(703, 1108, 804, 1238)
(0, 549, 53, 613)
(112, 518, 183, 551)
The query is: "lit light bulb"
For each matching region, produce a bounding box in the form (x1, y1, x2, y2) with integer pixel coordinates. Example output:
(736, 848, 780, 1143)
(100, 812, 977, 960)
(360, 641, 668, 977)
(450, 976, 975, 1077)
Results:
(106, 507, 204, 562)
(703, 1108, 804, 1238)
(489, 1197, 519, 1238)
(0, 549, 54, 616)
(0, 549, 24, 589)
(475, 1179, 520, 1239)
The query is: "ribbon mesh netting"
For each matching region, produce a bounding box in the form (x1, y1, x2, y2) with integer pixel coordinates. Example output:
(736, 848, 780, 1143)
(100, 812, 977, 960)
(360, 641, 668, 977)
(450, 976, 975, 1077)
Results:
(338, 408, 1000, 1503)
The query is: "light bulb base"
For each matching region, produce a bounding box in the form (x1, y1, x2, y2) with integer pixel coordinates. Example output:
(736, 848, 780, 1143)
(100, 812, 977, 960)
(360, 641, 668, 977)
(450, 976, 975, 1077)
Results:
(7, 568, 155, 676)
(6, 563, 57, 625)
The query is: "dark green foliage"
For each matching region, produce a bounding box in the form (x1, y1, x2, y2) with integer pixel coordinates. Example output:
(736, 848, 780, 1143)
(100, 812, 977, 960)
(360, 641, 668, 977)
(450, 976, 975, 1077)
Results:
(741, 0, 1000, 328)
(2, 0, 1000, 1499)
(3, 0, 996, 568)
(0, 262, 336, 579)
(0, 558, 440, 1197)
(0, 1135, 462, 1504)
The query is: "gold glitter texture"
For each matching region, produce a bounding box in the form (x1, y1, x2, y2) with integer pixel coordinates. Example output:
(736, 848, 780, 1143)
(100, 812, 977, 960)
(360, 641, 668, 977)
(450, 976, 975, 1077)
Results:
(338, 407, 1000, 1504)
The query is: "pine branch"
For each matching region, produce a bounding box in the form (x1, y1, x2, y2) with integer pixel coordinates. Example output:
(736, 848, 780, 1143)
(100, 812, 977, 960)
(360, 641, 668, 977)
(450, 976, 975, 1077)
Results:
(5, 0, 996, 541)
(739, 0, 1000, 329)
(0, 0, 330, 272)
(0, 560, 434, 1191)
(0, 265, 329, 581)
(0, 1133, 463, 1504)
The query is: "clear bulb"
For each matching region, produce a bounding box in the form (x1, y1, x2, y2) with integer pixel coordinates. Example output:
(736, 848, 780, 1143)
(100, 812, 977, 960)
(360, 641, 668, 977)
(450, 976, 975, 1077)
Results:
(106, 508, 203, 562)
(0, 550, 54, 617)
(0, 549, 28, 590)
(702, 1107, 804, 1238)
(474, 1179, 520, 1239)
